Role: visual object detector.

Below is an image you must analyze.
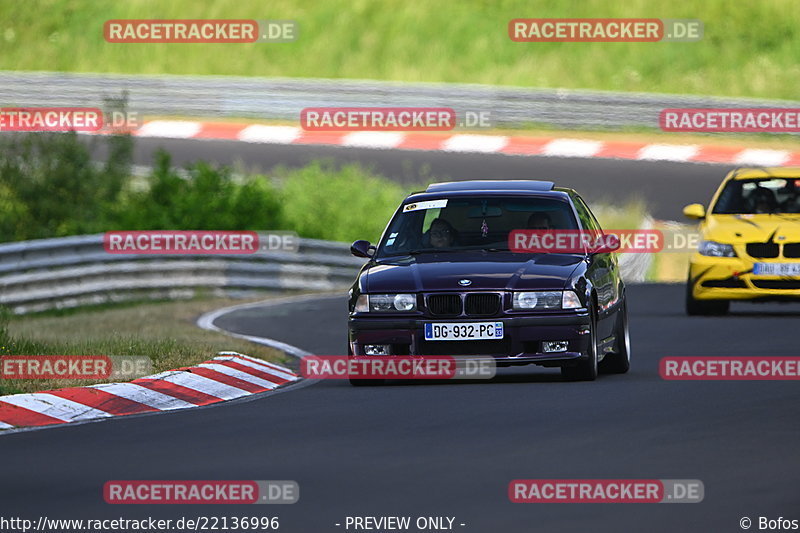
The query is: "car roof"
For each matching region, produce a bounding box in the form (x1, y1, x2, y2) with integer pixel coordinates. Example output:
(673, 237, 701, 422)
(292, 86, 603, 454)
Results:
(425, 180, 555, 193)
(405, 180, 574, 203)
(728, 167, 800, 180)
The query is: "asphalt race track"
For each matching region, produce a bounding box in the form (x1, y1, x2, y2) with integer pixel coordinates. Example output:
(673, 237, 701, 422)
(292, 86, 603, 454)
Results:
(1, 285, 799, 532)
(88, 136, 735, 221)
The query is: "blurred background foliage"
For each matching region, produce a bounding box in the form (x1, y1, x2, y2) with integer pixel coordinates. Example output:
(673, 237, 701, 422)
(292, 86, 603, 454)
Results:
(0, 132, 410, 243)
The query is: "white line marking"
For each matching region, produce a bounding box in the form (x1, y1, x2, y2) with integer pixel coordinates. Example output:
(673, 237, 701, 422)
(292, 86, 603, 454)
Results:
(442, 135, 509, 153)
(237, 125, 301, 144)
(197, 294, 340, 358)
(733, 149, 790, 166)
(342, 131, 405, 148)
(136, 121, 202, 139)
(542, 138, 603, 158)
(637, 144, 699, 161)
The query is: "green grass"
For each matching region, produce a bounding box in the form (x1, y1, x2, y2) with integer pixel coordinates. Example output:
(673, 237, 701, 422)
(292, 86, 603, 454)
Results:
(592, 199, 649, 231)
(1, 0, 798, 100)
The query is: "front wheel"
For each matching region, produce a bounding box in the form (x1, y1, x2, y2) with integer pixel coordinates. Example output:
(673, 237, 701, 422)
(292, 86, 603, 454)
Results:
(599, 299, 630, 374)
(685, 275, 729, 315)
(562, 306, 598, 381)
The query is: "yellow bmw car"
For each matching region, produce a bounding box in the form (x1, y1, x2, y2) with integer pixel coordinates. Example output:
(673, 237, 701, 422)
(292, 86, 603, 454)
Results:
(684, 167, 800, 315)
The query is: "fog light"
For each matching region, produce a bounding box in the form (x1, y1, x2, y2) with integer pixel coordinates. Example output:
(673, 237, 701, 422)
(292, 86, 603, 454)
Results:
(542, 341, 568, 353)
(364, 344, 391, 356)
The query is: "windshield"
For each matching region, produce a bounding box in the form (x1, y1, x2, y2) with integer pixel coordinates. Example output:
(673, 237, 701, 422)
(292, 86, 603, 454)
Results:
(376, 196, 579, 257)
(712, 177, 800, 215)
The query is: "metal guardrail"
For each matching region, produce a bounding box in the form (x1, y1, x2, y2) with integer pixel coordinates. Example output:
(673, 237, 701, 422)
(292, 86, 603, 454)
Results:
(1, 71, 798, 130)
(0, 234, 366, 314)
(0, 232, 650, 315)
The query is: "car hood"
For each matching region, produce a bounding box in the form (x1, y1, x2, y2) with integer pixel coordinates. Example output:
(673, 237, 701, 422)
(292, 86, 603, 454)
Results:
(703, 214, 800, 243)
(364, 252, 582, 292)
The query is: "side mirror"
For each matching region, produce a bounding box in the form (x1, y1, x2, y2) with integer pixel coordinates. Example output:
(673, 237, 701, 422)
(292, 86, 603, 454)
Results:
(683, 203, 706, 220)
(350, 240, 374, 258)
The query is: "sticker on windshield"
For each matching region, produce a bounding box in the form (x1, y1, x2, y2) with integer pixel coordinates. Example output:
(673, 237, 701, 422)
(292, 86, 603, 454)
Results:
(404, 199, 448, 212)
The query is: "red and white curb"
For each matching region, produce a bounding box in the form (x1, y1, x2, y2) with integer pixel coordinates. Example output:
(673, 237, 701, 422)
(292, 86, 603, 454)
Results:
(125, 120, 800, 166)
(0, 352, 298, 431)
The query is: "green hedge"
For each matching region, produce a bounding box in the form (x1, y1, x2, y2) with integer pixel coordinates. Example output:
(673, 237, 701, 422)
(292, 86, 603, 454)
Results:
(0, 133, 411, 244)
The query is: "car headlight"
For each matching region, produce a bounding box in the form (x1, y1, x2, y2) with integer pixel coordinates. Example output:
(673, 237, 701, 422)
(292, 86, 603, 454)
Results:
(355, 293, 417, 312)
(513, 290, 583, 310)
(698, 240, 736, 257)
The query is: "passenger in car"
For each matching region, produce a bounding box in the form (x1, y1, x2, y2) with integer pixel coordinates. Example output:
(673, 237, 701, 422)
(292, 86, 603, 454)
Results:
(527, 212, 553, 230)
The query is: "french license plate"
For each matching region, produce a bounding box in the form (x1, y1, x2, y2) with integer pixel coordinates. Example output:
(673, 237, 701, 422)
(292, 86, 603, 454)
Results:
(424, 322, 504, 341)
(753, 263, 800, 276)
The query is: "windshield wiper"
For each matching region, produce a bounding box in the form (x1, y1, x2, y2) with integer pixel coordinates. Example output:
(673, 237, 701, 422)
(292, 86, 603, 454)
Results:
(380, 246, 512, 258)
(406, 248, 465, 255)
(376, 248, 464, 259)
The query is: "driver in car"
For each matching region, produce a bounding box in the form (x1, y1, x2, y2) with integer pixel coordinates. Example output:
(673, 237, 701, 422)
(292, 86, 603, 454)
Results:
(751, 187, 777, 214)
(427, 218, 457, 248)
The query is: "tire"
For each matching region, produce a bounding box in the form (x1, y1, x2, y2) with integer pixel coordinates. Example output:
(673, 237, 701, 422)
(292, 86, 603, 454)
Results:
(562, 305, 598, 381)
(685, 275, 729, 315)
(599, 299, 630, 374)
(348, 377, 385, 387)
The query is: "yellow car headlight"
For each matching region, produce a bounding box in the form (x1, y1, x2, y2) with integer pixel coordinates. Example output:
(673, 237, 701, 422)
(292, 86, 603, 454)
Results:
(698, 240, 736, 258)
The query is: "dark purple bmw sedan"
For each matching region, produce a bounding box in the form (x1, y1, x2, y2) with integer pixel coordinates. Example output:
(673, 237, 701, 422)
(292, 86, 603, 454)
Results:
(347, 180, 630, 383)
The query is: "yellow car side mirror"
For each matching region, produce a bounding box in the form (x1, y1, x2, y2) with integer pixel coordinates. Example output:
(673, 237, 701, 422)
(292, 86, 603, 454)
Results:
(683, 203, 706, 219)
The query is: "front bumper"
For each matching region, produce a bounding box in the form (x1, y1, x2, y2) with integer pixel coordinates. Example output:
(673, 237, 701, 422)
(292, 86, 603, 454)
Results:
(348, 311, 591, 366)
(689, 254, 800, 301)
